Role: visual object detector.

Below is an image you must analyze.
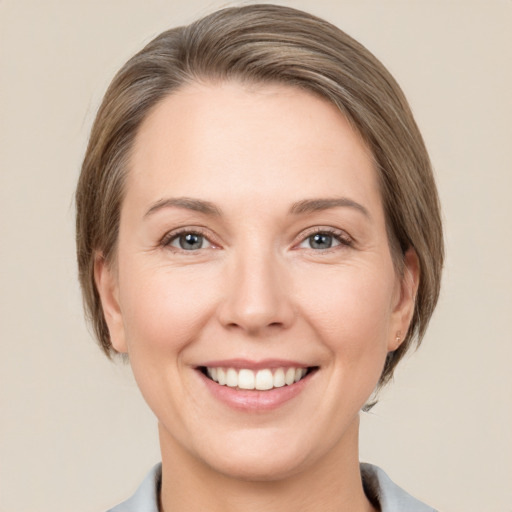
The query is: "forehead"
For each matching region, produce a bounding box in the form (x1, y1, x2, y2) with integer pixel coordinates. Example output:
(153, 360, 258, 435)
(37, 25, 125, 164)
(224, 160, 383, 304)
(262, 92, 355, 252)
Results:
(127, 81, 381, 216)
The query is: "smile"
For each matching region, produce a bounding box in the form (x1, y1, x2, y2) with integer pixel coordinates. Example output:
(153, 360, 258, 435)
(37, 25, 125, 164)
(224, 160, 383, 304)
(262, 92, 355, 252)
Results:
(202, 366, 313, 391)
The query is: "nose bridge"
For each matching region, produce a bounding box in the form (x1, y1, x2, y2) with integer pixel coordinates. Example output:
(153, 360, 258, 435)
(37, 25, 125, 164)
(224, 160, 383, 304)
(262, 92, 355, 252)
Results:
(219, 241, 294, 334)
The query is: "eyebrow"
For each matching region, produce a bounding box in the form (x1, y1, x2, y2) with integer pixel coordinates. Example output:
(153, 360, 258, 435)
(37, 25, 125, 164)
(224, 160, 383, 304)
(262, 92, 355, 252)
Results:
(289, 197, 370, 218)
(144, 197, 221, 218)
(143, 196, 370, 219)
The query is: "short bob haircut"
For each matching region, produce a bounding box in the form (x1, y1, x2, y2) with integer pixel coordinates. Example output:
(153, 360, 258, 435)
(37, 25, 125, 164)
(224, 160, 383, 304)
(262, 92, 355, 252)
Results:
(76, 4, 443, 388)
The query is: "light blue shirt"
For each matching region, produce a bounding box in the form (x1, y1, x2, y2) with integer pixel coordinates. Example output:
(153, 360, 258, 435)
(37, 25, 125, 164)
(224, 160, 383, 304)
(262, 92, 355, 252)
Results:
(108, 462, 437, 512)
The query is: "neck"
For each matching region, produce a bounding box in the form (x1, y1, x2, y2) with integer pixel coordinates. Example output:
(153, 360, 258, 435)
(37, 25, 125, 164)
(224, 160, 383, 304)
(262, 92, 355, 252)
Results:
(158, 416, 377, 512)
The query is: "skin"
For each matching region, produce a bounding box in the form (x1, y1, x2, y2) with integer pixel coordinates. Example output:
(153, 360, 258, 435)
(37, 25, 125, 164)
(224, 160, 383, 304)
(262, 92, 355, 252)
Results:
(95, 82, 419, 512)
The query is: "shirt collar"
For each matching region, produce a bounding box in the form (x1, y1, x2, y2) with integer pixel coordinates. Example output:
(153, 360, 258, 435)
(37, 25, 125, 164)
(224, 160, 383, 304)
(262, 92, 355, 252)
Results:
(108, 462, 437, 512)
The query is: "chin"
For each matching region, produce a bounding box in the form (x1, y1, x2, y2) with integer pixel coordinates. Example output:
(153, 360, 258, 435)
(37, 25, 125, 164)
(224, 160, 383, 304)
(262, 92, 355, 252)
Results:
(207, 449, 308, 482)
(189, 427, 318, 482)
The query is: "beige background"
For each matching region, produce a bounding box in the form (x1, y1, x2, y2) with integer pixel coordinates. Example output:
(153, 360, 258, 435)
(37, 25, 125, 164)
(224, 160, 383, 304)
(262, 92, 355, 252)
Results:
(1, 1, 511, 511)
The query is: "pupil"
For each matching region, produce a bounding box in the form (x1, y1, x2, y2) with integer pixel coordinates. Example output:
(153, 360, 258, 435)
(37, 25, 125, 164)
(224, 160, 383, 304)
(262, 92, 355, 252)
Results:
(311, 233, 332, 249)
(180, 233, 202, 250)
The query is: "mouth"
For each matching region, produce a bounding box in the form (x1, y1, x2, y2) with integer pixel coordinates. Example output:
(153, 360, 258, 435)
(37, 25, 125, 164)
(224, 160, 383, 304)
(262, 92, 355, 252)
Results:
(198, 365, 318, 391)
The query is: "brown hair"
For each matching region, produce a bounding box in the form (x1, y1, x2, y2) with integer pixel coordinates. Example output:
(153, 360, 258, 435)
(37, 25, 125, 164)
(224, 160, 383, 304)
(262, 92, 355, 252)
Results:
(76, 4, 443, 387)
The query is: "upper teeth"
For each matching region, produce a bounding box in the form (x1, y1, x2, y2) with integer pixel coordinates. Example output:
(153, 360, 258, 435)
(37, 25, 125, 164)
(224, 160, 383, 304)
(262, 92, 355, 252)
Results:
(206, 367, 307, 390)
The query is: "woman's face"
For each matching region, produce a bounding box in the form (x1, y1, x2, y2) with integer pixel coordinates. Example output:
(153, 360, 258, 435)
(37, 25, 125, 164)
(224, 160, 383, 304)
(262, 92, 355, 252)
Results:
(96, 82, 417, 480)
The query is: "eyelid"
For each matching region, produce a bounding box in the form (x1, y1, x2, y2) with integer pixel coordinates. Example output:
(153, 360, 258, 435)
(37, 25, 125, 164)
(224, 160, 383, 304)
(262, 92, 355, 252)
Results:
(294, 226, 354, 250)
(160, 226, 219, 251)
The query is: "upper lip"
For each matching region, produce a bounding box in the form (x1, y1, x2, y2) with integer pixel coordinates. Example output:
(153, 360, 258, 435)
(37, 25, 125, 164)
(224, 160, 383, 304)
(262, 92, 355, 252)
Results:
(197, 359, 313, 370)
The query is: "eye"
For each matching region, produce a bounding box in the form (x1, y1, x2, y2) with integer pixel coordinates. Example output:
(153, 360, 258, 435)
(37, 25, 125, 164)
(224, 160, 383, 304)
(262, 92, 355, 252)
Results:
(164, 231, 213, 251)
(297, 229, 352, 251)
(306, 232, 339, 250)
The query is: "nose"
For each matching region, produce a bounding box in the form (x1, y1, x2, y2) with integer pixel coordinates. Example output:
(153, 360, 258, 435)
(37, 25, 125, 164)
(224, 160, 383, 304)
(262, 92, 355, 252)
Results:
(217, 249, 296, 336)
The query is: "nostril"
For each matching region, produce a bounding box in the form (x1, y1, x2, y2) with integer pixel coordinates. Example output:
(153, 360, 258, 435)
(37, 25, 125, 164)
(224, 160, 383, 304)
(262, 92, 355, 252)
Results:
(217, 267, 296, 333)
(223, 320, 285, 334)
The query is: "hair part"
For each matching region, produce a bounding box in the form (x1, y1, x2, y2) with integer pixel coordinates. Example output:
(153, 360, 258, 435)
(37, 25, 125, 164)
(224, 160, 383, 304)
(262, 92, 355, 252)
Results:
(76, 4, 443, 388)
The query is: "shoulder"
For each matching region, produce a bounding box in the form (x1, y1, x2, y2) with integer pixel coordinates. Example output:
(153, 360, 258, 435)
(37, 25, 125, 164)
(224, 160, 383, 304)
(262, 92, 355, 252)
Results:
(361, 463, 438, 512)
(106, 463, 162, 512)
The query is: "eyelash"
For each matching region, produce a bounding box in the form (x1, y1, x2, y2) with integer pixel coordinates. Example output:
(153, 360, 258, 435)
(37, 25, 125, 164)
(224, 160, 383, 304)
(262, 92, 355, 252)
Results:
(296, 227, 354, 252)
(159, 226, 354, 253)
(160, 227, 214, 252)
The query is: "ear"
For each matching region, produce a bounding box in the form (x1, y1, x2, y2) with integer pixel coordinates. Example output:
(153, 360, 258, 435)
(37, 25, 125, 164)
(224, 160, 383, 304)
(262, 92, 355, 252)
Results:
(388, 248, 420, 352)
(94, 253, 128, 353)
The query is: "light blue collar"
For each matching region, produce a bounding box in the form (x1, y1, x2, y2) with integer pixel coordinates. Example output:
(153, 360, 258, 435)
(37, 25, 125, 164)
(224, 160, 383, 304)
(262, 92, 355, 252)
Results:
(108, 462, 437, 512)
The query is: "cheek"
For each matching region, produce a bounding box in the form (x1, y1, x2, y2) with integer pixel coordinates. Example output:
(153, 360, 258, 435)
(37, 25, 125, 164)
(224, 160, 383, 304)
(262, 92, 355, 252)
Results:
(296, 263, 396, 359)
(115, 261, 222, 422)
(118, 261, 220, 354)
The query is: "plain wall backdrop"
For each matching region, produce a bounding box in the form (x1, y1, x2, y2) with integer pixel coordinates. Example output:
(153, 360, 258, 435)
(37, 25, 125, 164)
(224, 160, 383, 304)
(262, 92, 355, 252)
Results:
(1, 1, 511, 511)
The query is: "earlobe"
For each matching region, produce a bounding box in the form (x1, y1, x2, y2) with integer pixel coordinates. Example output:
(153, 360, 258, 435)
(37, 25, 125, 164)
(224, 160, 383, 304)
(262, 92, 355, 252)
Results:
(389, 248, 420, 351)
(94, 253, 128, 353)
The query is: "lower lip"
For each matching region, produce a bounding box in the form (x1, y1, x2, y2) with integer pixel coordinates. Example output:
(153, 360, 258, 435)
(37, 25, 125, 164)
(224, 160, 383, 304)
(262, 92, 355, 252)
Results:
(198, 370, 313, 412)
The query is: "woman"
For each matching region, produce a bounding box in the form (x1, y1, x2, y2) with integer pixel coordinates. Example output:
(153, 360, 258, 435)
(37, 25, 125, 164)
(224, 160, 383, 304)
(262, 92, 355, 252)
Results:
(76, 5, 443, 511)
